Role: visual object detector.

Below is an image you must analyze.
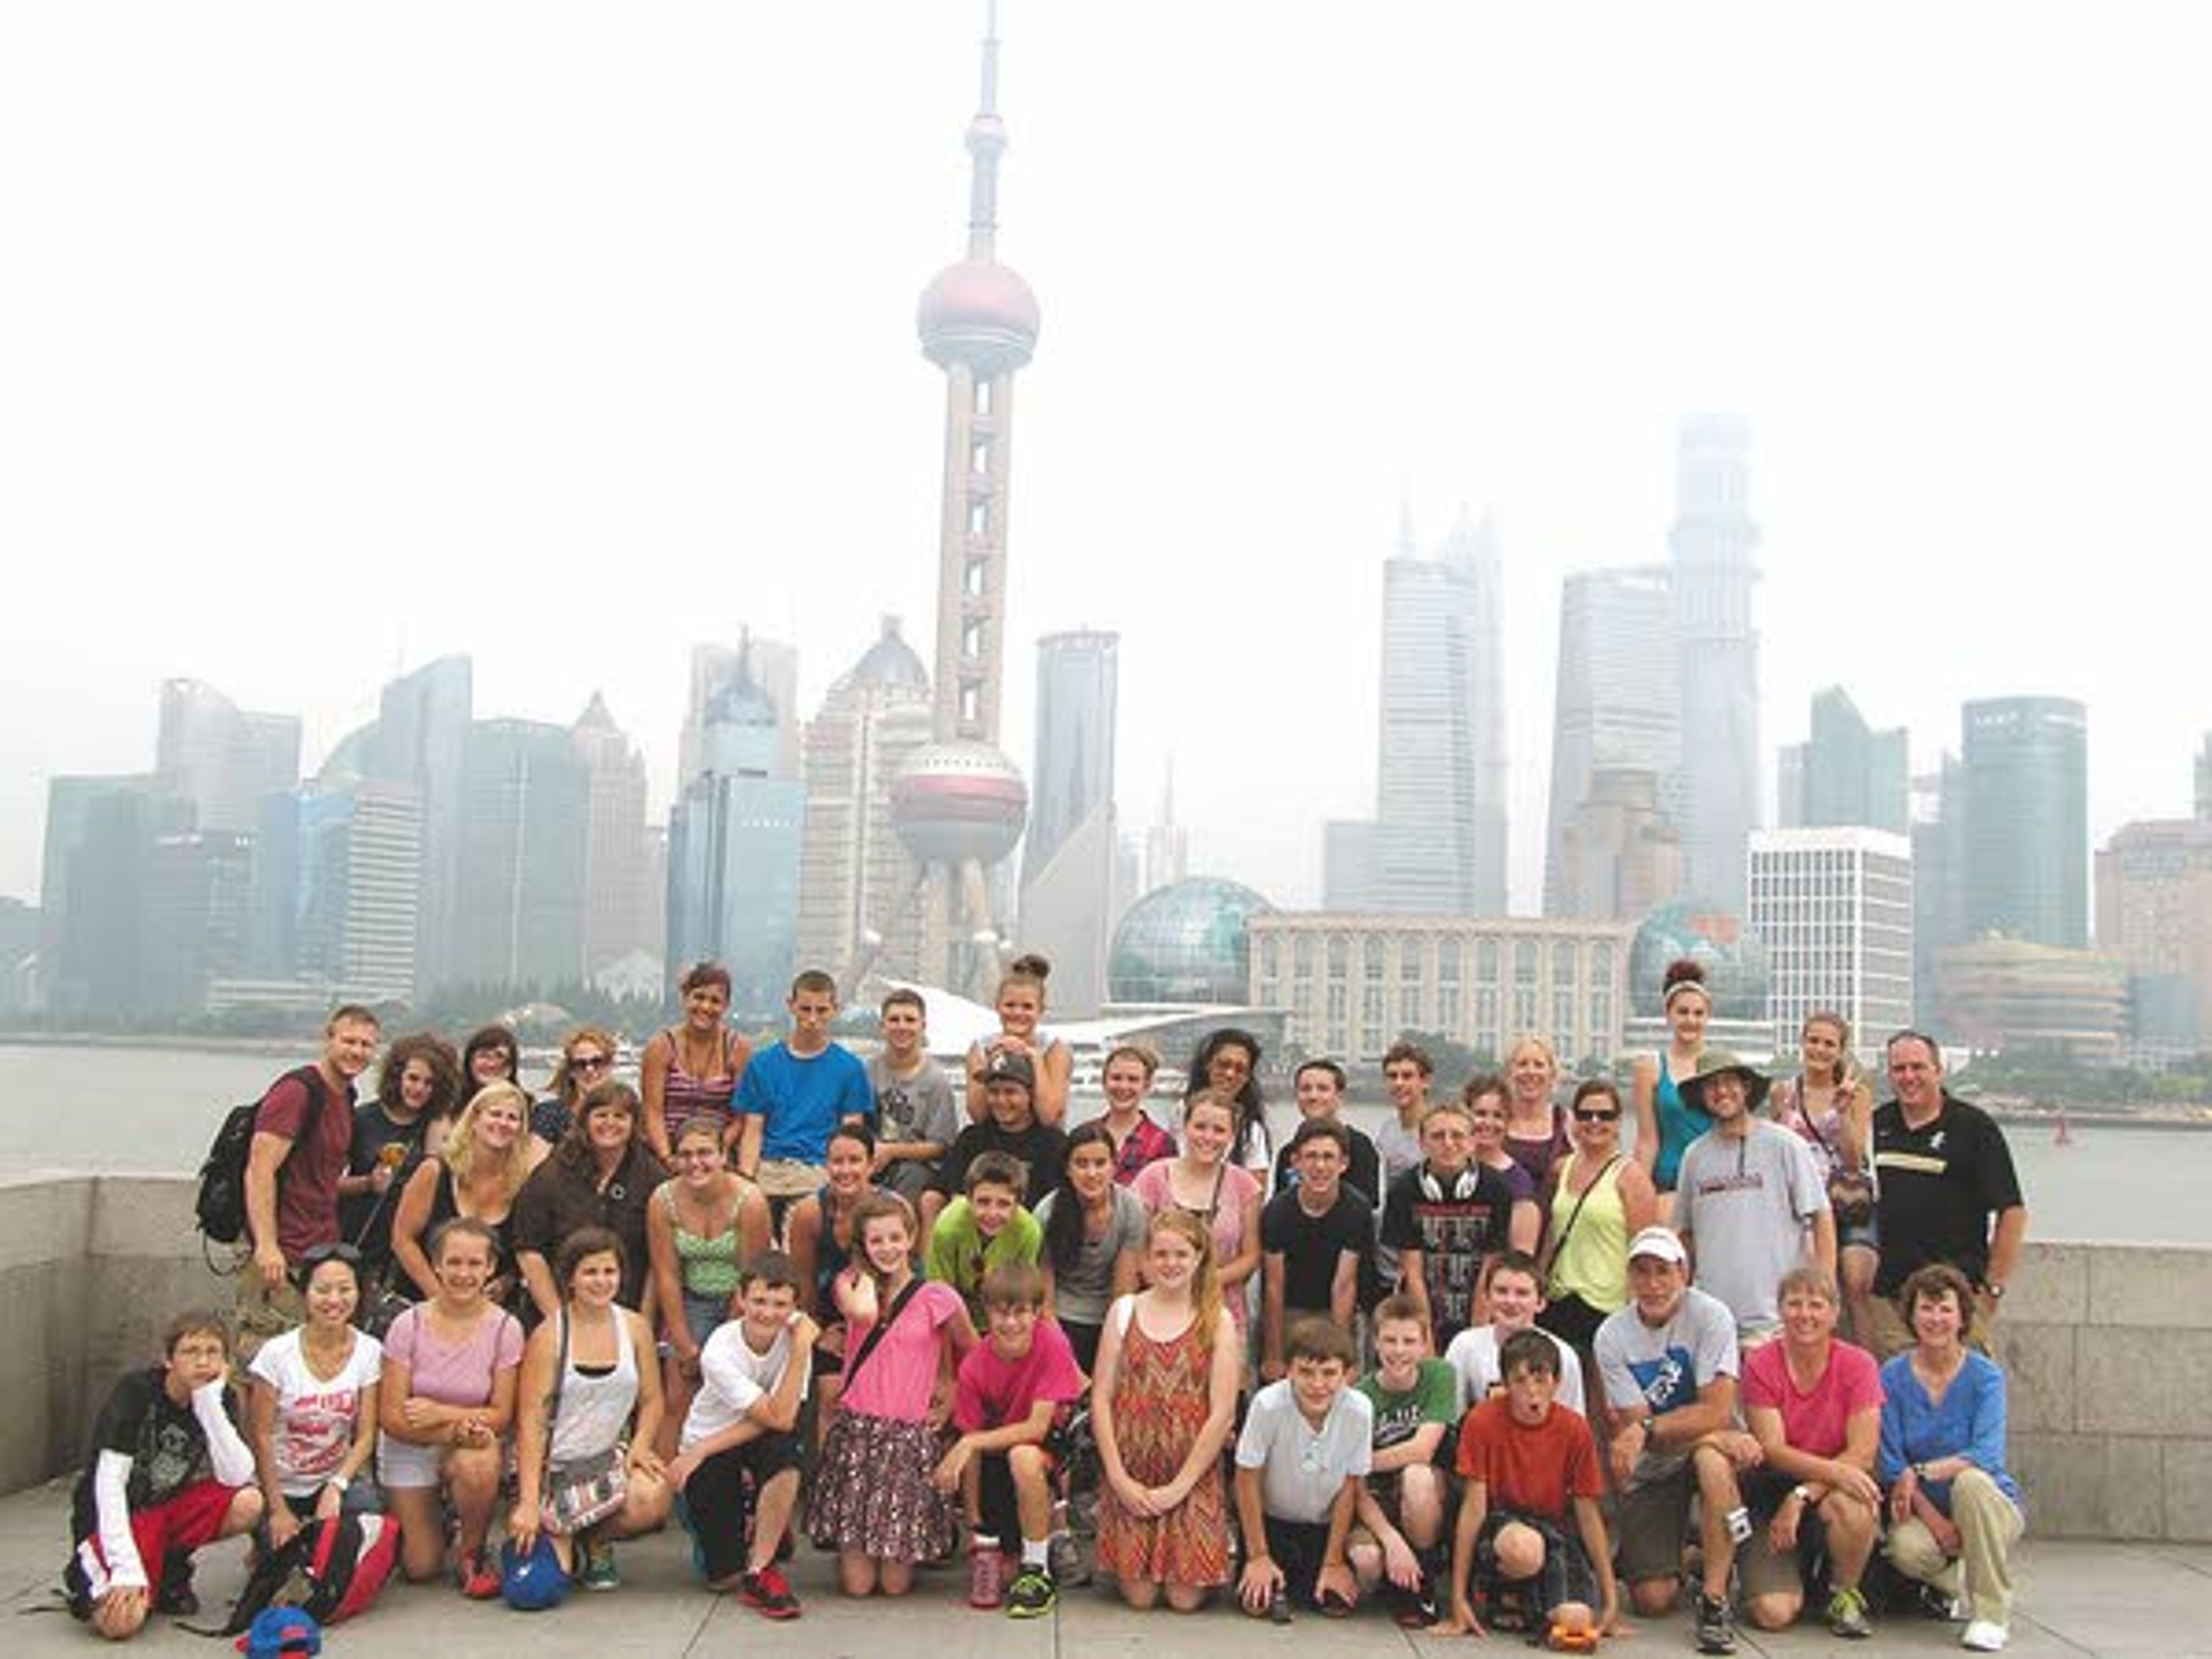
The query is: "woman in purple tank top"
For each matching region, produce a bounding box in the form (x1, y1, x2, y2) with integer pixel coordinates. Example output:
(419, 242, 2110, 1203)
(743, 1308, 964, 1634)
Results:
(643, 962, 753, 1165)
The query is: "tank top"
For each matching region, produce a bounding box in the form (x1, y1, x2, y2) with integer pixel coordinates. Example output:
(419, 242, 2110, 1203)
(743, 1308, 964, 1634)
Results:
(1546, 1150, 1630, 1312)
(429, 1162, 517, 1292)
(1770, 1076, 1847, 1179)
(547, 1308, 638, 1466)
(1505, 1106, 1574, 1197)
(1651, 1052, 1712, 1190)
(661, 1028, 744, 1147)
(811, 1183, 856, 1306)
(659, 1180, 743, 1298)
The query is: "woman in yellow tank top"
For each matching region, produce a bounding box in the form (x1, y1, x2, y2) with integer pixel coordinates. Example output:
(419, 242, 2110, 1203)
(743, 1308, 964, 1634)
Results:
(1538, 1079, 1658, 1350)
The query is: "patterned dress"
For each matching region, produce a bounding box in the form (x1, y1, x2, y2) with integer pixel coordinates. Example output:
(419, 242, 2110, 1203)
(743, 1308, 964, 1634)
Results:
(1094, 1305, 1232, 1588)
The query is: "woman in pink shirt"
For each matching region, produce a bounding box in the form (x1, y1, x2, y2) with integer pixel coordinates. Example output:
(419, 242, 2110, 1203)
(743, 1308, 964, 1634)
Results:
(1130, 1093, 1262, 1334)
(1739, 1264, 1885, 1639)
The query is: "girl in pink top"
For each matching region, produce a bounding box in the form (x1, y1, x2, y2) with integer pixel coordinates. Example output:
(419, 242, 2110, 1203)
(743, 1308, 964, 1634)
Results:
(1130, 1093, 1262, 1332)
(803, 1192, 978, 1596)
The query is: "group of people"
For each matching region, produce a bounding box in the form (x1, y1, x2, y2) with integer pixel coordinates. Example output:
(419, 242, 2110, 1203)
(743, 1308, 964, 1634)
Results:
(64, 951, 2033, 1656)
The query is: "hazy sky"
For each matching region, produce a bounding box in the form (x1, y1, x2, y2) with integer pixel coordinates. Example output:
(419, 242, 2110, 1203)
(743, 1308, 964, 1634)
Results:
(6, 2, 2207, 916)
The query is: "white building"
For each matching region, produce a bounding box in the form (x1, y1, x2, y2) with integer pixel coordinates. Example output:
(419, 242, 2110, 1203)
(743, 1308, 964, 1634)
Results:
(1747, 826, 1913, 1066)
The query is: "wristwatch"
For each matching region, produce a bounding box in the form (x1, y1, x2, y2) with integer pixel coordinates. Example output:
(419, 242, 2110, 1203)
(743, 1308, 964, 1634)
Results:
(1790, 1483, 1812, 1505)
(328, 1475, 350, 1494)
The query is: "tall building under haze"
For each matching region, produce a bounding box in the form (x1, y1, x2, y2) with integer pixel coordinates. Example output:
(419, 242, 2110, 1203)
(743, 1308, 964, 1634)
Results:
(1543, 565, 1680, 918)
(1344, 508, 1509, 915)
(892, 12, 1037, 999)
(1776, 686, 1909, 836)
(572, 694, 653, 976)
(1670, 416, 1762, 914)
(1960, 695, 2089, 949)
(452, 720, 589, 989)
(797, 622, 934, 986)
(681, 637, 799, 786)
(1019, 630, 1119, 1014)
(155, 679, 301, 835)
(368, 656, 469, 995)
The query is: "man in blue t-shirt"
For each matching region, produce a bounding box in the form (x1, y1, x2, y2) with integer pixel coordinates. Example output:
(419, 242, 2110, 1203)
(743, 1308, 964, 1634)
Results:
(733, 969, 874, 1234)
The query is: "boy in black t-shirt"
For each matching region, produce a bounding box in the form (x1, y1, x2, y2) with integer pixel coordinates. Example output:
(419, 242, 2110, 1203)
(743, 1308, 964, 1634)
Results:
(1380, 1100, 1518, 1354)
(926, 1049, 1068, 1240)
(1260, 1118, 1372, 1382)
(64, 1312, 263, 1640)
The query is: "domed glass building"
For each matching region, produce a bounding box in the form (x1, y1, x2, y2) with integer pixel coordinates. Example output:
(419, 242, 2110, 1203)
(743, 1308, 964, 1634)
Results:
(1627, 900, 1772, 1020)
(1108, 877, 1273, 1005)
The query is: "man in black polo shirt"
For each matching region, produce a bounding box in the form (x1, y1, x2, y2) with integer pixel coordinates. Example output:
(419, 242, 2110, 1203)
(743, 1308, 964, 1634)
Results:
(1868, 1029, 2027, 1357)
(1260, 1118, 1373, 1381)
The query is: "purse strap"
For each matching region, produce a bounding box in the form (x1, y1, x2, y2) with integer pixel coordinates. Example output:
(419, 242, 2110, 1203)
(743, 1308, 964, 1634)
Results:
(539, 1309, 570, 1490)
(844, 1278, 922, 1388)
(1542, 1153, 1623, 1286)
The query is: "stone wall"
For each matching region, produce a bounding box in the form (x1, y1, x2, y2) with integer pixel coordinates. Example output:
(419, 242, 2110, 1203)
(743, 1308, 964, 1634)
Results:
(1, 1175, 2206, 1541)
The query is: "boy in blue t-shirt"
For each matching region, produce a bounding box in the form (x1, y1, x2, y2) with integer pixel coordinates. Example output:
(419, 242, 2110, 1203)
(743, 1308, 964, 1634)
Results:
(733, 969, 873, 1233)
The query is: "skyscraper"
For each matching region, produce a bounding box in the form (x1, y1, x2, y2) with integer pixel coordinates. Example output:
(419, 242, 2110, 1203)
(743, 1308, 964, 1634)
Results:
(797, 621, 934, 985)
(572, 693, 653, 976)
(1960, 695, 2089, 949)
(893, 9, 1036, 998)
(1019, 630, 1119, 1013)
(680, 636, 799, 786)
(155, 678, 301, 835)
(369, 656, 470, 995)
(668, 660, 805, 1018)
(1543, 565, 1680, 918)
(1364, 507, 1509, 915)
(1669, 416, 1762, 914)
(1748, 827, 1914, 1063)
(1778, 687, 1910, 836)
(452, 719, 589, 989)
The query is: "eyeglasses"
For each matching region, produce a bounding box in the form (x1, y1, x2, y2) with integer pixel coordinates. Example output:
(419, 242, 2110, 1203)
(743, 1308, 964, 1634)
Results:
(298, 1242, 364, 1271)
(1574, 1108, 1622, 1123)
(569, 1054, 611, 1073)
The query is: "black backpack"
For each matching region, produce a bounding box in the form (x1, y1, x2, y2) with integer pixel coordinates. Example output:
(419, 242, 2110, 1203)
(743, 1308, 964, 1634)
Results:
(187, 1512, 402, 1635)
(195, 1067, 327, 1249)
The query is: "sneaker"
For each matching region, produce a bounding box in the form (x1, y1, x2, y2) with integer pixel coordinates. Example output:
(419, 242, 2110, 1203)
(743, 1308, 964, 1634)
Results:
(1825, 1585, 1874, 1639)
(579, 1539, 620, 1592)
(967, 1540, 1007, 1609)
(457, 1550, 502, 1600)
(1919, 1584, 1969, 1622)
(1047, 1531, 1088, 1588)
(1695, 1589, 1737, 1655)
(152, 1555, 199, 1617)
(1390, 1580, 1439, 1629)
(738, 1565, 802, 1620)
(1006, 1567, 1058, 1619)
(1961, 1619, 2010, 1652)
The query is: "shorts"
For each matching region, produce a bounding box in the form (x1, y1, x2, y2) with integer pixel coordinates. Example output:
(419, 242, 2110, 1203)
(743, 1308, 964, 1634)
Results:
(376, 1435, 446, 1491)
(1262, 1514, 1338, 1609)
(66, 1479, 241, 1616)
(976, 1443, 1064, 1545)
(1616, 1464, 1697, 1585)
(1471, 1508, 1597, 1618)
(679, 1435, 802, 1582)
(1738, 1470, 1831, 1600)
(681, 1289, 734, 1349)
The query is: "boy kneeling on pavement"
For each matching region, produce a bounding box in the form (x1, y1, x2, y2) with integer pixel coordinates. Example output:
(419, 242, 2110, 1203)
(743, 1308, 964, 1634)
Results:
(1235, 1317, 1372, 1619)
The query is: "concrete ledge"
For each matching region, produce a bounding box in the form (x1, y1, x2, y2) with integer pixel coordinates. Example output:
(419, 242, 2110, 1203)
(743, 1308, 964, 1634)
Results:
(2084, 1243, 2212, 1330)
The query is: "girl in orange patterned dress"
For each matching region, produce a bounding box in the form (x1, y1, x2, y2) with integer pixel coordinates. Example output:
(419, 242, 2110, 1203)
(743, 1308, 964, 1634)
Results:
(1090, 1209, 1242, 1610)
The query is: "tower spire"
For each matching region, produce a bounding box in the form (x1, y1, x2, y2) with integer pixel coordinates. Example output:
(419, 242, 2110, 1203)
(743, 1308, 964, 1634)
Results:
(967, 1, 1006, 260)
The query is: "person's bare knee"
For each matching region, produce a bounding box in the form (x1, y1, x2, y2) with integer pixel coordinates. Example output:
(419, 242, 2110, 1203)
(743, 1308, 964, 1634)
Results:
(1494, 1521, 1547, 1581)
(221, 1484, 266, 1537)
(838, 1550, 877, 1596)
(1165, 1581, 1209, 1611)
(1630, 1575, 1680, 1616)
(1118, 1575, 1160, 1609)
(1399, 1465, 1445, 1544)
(1746, 1592, 1800, 1630)
(878, 1559, 915, 1596)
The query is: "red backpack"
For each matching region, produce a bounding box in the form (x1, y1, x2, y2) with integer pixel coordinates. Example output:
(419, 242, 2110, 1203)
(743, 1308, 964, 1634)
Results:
(198, 1513, 401, 1637)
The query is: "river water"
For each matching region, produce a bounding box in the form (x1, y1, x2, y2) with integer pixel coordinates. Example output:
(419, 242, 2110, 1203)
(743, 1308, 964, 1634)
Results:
(3, 1041, 2207, 1245)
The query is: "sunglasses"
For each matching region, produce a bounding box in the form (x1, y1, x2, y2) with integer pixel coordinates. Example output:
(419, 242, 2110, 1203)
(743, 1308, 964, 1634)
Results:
(569, 1054, 611, 1073)
(1574, 1108, 1622, 1123)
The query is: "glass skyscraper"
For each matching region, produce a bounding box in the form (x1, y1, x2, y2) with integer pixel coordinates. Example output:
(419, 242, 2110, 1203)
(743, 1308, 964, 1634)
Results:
(1960, 695, 2089, 949)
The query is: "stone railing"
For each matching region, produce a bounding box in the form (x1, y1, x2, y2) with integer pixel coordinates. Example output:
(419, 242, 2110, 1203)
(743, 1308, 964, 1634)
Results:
(1, 1174, 2204, 1541)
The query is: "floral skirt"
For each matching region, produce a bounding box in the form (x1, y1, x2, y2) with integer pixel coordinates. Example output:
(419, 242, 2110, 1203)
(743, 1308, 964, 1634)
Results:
(804, 1409, 956, 1563)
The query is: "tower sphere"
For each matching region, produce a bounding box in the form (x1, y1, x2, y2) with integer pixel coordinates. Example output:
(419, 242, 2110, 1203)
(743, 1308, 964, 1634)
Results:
(918, 258, 1040, 373)
(891, 738, 1029, 866)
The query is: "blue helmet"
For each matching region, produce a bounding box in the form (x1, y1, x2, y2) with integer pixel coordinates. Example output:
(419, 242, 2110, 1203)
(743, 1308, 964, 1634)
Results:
(499, 1535, 570, 1612)
(236, 1607, 322, 1657)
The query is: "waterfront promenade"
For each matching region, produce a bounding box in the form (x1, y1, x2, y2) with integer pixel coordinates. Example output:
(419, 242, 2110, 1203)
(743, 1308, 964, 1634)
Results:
(1, 1484, 2206, 1658)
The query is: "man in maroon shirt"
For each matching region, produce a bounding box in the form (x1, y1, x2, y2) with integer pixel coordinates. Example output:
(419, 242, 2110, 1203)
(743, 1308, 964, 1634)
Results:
(236, 1005, 379, 1359)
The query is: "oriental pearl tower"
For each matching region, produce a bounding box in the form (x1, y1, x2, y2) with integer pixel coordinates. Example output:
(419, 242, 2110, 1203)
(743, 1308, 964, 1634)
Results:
(889, 2, 1039, 1001)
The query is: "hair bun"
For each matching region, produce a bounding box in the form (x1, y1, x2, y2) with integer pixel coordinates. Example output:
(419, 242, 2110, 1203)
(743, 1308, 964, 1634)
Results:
(1009, 953, 1051, 981)
(1662, 957, 1707, 988)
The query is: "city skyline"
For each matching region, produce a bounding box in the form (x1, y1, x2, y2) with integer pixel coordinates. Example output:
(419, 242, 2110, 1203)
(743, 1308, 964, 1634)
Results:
(7, 3, 2210, 915)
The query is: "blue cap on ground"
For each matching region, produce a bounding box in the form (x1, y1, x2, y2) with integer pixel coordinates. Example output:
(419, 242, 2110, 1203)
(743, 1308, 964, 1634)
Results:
(501, 1534, 570, 1611)
(236, 1607, 322, 1657)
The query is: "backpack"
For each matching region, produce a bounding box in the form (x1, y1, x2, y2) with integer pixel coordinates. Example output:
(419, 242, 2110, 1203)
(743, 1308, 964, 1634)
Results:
(196, 1513, 401, 1637)
(195, 1067, 327, 1249)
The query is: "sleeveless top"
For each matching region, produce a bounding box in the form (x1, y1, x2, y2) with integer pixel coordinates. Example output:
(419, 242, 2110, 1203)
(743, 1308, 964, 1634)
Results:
(661, 1028, 744, 1147)
(810, 1182, 857, 1307)
(429, 1162, 517, 1293)
(1769, 1075, 1848, 1179)
(547, 1307, 638, 1466)
(1651, 1053, 1712, 1190)
(1546, 1150, 1630, 1312)
(1504, 1105, 1574, 1198)
(658, 1180, 743, 1298)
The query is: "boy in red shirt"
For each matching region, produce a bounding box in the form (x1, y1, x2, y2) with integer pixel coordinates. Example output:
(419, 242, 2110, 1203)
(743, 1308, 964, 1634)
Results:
(934, 1262, 1086, 1618)
(1437, 1328, 1623, 1641)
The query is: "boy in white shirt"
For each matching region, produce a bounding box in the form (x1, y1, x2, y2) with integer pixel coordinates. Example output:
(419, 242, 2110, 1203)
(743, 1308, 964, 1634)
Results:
(668, 1253, 818, 1619)
(1234, 1317, 1374, 1620)
(1442, 1249, 1586, 1415)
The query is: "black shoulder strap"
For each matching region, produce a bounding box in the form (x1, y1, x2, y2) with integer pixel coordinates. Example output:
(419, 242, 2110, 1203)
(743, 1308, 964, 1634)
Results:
(844, 1279, 922, 1387)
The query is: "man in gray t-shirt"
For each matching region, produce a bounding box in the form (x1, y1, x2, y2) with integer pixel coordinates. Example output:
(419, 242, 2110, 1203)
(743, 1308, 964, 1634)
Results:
(868, 990, 960, 1205)
(1673, 1051, 1835, 1340)
(1593, 1226, 1760, 1643)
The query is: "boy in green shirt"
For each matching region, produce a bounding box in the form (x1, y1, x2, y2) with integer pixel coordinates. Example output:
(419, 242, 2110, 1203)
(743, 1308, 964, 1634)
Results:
(925, 1153, 1043, 1324)
(1347, 1293, 1456, 1625)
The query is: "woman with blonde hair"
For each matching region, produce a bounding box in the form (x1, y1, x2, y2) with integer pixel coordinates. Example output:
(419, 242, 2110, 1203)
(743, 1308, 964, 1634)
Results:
(965, 953, 1074, 1127)
(529, 1025, 623, 1164)
(390, 1081, 535, 1309)
(1092, 1208, 1242, 1611)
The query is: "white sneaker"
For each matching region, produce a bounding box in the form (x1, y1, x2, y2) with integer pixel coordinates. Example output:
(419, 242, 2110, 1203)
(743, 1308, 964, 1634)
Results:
(1961, 1619, 2010, 1652)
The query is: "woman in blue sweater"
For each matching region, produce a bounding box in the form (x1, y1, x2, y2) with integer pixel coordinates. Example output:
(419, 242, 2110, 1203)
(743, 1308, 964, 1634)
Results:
(1878, 1263, 2024, 1654)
